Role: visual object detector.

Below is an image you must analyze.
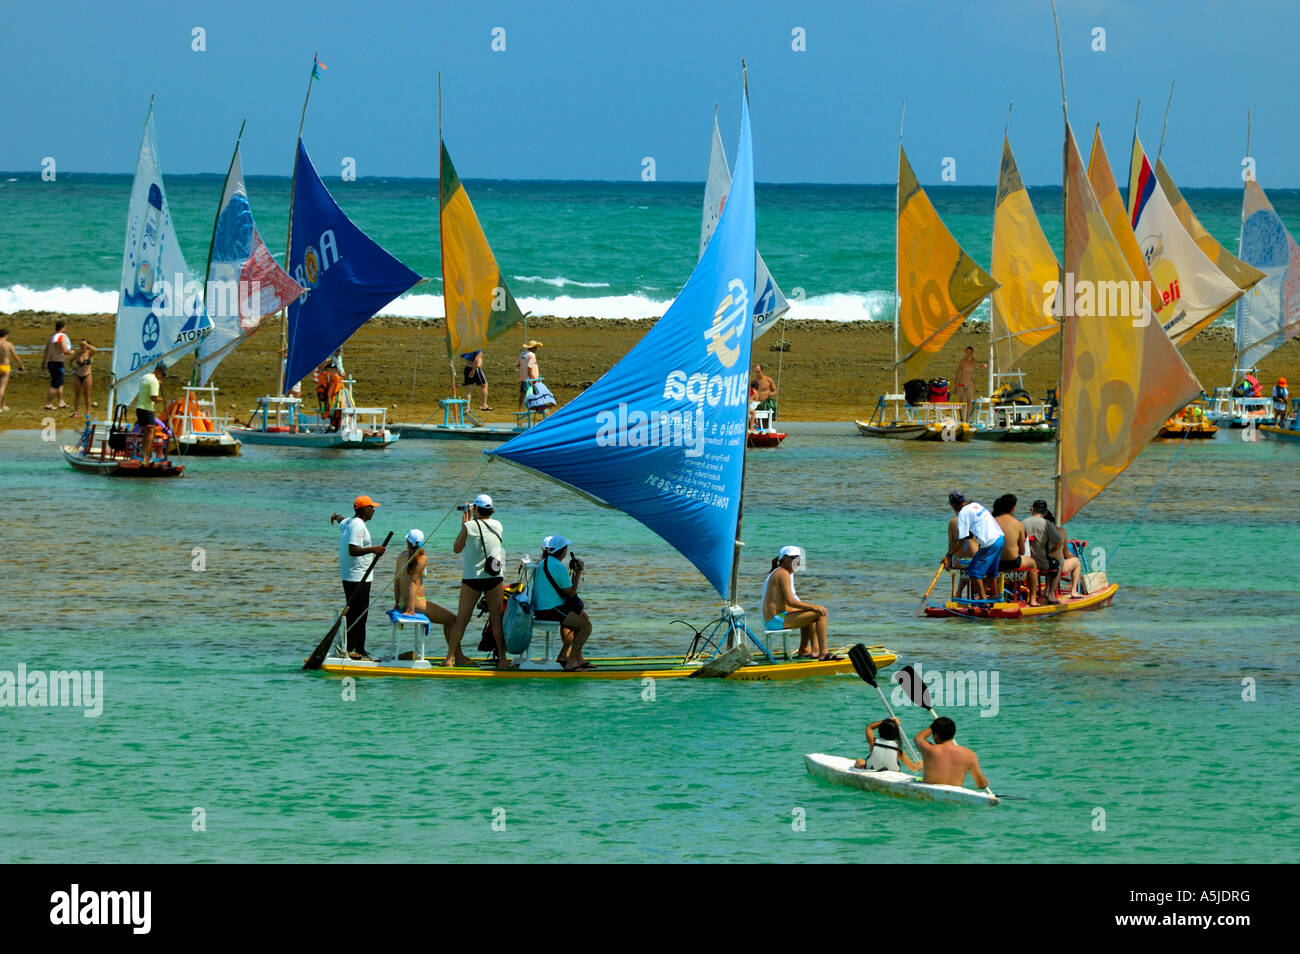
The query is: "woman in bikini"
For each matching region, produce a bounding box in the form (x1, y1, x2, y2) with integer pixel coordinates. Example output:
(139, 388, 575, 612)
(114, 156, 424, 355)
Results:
(0, 328, 25, 412)
(761, 545, 839, 661)
(446, 493, 515, 669)
(392, 529, 457, 660)
(70, 339, 98, 419)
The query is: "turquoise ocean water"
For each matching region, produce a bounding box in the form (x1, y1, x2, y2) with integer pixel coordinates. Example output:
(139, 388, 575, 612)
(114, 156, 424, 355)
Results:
(1, 425, 1296, 862)
(4, 171, 1300, 323)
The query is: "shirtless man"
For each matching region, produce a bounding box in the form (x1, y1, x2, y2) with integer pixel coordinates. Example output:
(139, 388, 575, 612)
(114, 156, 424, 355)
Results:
(761, 545, 841, 661)
(749, 363, 777, 430)
(914, 716, 990, 790)
(392, 530, 459, 661)
(954, 346, 985, 418)
(991, 493, 1039, 606)
(0, 328, 25, 412)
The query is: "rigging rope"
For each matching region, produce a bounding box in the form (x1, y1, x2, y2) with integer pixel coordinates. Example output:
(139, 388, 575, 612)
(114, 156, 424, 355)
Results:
(1107, 421, 1192, 564)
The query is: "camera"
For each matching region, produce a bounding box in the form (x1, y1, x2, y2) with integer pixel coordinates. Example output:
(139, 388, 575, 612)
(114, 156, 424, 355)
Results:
(457, 503, 472, 512)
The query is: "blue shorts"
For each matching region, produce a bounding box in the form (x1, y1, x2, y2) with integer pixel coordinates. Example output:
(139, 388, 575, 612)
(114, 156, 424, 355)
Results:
(765, 612, 787, 631)
(967, 537, 1004, 580)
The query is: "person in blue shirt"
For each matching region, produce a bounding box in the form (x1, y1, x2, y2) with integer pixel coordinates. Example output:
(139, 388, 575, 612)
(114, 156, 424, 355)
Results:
(533, 534, 593, 671)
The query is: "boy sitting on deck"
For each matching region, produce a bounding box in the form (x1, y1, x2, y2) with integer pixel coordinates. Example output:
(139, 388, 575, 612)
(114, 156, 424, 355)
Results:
(854, 717, 922, 773)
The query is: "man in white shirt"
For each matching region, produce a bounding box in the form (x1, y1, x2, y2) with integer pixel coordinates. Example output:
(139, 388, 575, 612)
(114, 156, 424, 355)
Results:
(43, 320, 73, 410)
(942, 491, 1004, 600)
(517, 340, 541, 411)
(329, 495, 387, 659)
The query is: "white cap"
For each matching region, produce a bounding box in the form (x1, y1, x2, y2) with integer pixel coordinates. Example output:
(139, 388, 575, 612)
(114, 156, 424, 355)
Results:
(779, 545, 806, 571)
(473, 493, 494, 511)
(406, 529, 425, 547)
(543, 534, 571, 553)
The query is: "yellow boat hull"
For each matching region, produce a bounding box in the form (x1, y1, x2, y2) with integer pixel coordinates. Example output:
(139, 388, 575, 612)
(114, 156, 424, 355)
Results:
(932, 583, 1118, 619)
(316, 646, 897, 681)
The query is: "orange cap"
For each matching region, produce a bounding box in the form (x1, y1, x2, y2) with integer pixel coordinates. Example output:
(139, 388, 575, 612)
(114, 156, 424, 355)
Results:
(1279, 377, 1288, 386)
(354, 495, 380, 509)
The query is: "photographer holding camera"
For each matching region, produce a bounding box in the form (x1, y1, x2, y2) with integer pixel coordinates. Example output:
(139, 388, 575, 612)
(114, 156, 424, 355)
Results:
(533, 534, 593, 671)
(447, 493, 514, 670)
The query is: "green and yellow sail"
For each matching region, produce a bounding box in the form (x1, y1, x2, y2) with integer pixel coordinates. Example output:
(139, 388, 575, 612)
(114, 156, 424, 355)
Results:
(440, 141, 525, 357)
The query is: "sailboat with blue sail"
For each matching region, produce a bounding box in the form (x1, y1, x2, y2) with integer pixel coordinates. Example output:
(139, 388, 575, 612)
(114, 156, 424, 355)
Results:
(63, 100, 211, 477)
(233, 58, 421, 448)
(317, 84, 896, 680)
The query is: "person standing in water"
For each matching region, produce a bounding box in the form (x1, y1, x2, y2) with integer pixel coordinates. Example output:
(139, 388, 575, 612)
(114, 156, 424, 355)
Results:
(0, 328, 25, 413)
(761, 545, 840, 661)
(392, 529, 456, 655)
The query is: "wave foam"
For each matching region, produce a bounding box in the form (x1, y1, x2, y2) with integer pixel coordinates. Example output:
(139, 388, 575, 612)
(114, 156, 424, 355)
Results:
(1, 284, 119, 315)
(511, 275, 611, 289)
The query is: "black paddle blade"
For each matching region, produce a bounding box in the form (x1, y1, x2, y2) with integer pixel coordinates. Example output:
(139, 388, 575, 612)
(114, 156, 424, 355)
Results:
(303, 617, 343, 671)
(847, 643, 878, 687)
(893, 664, 934, 709)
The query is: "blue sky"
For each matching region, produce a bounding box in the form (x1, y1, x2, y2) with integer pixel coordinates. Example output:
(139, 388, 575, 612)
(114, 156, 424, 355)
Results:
(1, 0, 1295, 186)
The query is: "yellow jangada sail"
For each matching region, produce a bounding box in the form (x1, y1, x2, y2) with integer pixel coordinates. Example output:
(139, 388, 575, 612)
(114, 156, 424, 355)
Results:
(1057, 125, 1202, 526)
(990, 136, 1059, 369)
(440, 141, 525, 357)
(896, 146, 997, 381)
(1086, 127, 1167, 329)
(1126, 135, 1245, 346)
(1153, 157, 1264, 292)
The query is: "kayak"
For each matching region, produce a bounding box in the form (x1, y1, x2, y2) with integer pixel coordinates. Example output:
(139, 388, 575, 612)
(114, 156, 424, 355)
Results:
(803, 753, 1000, 806)
(316, 646, 897, 681)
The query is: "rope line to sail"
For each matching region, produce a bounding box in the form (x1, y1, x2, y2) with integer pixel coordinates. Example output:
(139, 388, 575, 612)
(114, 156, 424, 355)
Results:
(342, 455, 495, 642)
(1107, 424, 1191, 564)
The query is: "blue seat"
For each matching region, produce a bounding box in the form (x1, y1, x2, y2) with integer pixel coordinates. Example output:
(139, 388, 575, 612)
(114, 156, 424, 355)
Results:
(387, 609, 431, 662)
(387, 609, 431, 625)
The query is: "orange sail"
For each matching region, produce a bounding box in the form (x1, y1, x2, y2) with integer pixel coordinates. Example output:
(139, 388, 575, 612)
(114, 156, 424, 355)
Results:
(990, 136, 1059, 369)
(1058, 125, 1202, 526)
(896, 146, 997, 381)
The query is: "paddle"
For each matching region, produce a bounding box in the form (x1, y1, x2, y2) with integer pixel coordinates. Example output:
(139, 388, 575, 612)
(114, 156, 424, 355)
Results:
(913, 562, 946, 616)
(303, 531, 394, 671)
(892, 663, 999, 801)
(690, 643, 750, 678)
(847, 644, 921, 764)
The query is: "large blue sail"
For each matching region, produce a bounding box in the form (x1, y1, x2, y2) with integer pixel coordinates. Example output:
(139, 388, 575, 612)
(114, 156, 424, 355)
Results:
(493, 97, 756, 596)
(283, 140, 421, 391)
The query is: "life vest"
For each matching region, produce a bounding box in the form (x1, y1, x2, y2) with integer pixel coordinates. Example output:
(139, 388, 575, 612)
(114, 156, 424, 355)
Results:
(927, 378, 950, 402)
(864, 738, 902, 772)
(316, 370, 343, 410)
(162, 394, 214, 434)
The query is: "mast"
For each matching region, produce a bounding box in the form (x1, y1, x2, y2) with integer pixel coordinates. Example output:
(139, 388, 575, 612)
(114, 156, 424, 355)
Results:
(1157, 80, 1175, 161)
(278, 52, 319, 396)
(438, 70, 459, 400)
(1235, 108, 1252, 373)
(109, 94, 155, 417)
(726, 59, 751, 611)
(991, 102, 1014, 400)
(1051, 0, 1068, 522)
(893, 101, 905, 397)
(194, 119, 246, 387)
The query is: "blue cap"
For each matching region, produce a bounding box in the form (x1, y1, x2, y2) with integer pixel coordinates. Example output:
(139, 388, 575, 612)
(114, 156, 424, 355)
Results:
(948, 490, 965, 505)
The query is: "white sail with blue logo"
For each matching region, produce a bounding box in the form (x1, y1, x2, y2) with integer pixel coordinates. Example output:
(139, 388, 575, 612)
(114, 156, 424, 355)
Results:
(494, 96, 757, 597)
(699, 112, 787, 340)
(112, 105, 212, 406)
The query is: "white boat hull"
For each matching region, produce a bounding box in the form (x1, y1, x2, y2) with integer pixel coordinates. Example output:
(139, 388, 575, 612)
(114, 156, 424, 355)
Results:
(803, 753, 1000, 806)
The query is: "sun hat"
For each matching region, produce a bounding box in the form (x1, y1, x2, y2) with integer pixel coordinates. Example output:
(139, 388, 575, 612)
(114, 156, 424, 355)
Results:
(473, 492, 494, 511)
(524, 340, 543, 349)
(406, 529, 425, 547)
(543, 534, 571, 553)
(354, 495, 380, 509)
